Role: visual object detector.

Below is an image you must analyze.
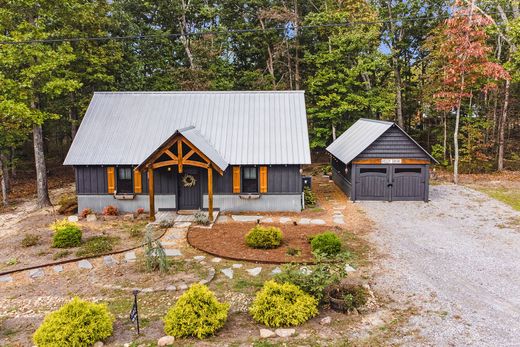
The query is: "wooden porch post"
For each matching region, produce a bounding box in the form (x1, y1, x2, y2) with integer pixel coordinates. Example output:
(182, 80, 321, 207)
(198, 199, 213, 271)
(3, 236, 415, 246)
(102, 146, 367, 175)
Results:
(207, 166, 213, 222)
(148, 167, 155, 221)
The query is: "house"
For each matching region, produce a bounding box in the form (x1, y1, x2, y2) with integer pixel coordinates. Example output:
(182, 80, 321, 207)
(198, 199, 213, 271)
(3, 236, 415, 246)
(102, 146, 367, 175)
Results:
(64, 91, 311, 220)
(326, 118, 437, 202)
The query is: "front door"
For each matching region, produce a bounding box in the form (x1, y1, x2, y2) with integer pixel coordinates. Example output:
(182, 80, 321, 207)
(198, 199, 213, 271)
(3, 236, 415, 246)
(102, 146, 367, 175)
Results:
(178, 168, 201, 210)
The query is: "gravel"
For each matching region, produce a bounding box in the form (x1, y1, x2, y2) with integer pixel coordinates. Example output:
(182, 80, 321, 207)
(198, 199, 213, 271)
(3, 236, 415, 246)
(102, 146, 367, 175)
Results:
(361, 184, 520, 346)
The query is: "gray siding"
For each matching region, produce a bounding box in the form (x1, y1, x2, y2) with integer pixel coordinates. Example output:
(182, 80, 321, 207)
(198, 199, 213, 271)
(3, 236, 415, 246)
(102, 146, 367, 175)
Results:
(331, 157, 351, 196)
(356, 127, 430, 160)
(76, 166, 108, 194)
(141, 167, 177, 194)
(78, 194, 175, 213)
(268, 165, 302, 193)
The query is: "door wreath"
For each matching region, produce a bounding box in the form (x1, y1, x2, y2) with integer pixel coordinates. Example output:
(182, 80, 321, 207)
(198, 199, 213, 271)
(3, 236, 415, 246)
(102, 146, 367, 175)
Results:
(182, 174, 197, 188)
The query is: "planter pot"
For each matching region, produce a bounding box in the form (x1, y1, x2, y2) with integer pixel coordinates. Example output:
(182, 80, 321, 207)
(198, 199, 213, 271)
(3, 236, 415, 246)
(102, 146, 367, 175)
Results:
(326, 283, 367, 313)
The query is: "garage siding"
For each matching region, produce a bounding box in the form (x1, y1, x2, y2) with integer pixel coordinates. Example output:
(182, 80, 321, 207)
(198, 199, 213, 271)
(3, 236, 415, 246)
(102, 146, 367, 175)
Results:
(357, 127, 430, 160)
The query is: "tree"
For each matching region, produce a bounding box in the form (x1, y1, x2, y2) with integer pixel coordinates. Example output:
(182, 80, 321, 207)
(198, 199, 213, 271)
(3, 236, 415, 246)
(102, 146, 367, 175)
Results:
(425, 0, 509, 183)
(0, 0, 81, 207)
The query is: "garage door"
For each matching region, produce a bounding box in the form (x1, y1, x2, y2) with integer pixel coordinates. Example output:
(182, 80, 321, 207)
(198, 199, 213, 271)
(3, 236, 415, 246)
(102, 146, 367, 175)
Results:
(354, 165, 426, 201)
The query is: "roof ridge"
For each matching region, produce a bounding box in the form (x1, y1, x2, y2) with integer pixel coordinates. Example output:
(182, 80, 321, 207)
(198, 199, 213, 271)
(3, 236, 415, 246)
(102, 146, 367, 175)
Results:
(94, 90, 305, 94)
(359, 118, 394, 125)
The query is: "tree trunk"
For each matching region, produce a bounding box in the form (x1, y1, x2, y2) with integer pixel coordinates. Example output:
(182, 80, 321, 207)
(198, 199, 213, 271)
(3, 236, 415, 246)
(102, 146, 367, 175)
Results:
(453, 102, 461, 184)
(10, 147, 16, 178)
(387, 1, 404, 129)
(498, 78, 510, 171)
(332, 124, 336, 141)
(443, 112, 447, 161)
(33, 124, 52, 208)
(179, 0, 196, 70)
(70, 95, 78, 140)
(0, 152, 9, 206)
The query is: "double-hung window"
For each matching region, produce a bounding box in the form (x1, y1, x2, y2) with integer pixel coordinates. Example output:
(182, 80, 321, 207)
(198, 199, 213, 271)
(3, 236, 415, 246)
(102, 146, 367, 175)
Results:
(117, 167, 133, 193)
(241, 166, 258, 193)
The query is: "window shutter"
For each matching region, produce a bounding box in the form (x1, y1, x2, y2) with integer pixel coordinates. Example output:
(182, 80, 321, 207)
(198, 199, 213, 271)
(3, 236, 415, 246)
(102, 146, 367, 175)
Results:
(133, 169, 142, 193)
(232, 166, 241, 193)
(259, 166, 268, 193)
(107, 167, 115, 194)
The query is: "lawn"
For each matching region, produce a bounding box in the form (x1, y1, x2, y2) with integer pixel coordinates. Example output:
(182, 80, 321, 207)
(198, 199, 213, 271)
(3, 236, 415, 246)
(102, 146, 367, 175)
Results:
(477, 187, 520, 211)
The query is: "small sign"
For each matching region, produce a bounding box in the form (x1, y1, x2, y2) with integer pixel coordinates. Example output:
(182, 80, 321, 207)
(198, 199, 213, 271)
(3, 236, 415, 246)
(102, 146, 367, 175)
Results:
(381, 159, 402, 164)
(130, 302, 138, 322)
(130, 290, 140, 334)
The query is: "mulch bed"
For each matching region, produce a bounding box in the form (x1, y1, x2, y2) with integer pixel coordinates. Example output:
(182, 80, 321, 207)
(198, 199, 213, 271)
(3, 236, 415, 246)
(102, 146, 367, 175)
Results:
(187, 222, 331, 264)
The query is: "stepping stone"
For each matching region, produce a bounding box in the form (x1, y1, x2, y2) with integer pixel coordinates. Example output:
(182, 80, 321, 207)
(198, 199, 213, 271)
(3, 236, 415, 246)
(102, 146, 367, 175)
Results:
(141, 288, 153, 293)
(275, 328, 296, 337)
(298, 218, 311, 225)
(174, 222, 191, 228)
(124, 251, 137, 262)
(311, 219, 326, 225)
(333, 206, 346, 210)
(247, 267, 262, 276)
(260, 328, 276, 338)
(103, 256, 119, 267)
(178, 283, 188, 290)
(29, 268, 45, 279)
(300, 266, 312, 275)
(221, 268, 234, 279)
(333, 211, 343, 216)
(166, 285, 176, 291)
(261, 217, 274, 223)
(211, 257, 222, 263)
(271, 267, 282, 275)
(164, 249, 182, 257)
(86, 214, 97, 222)
(67, 215, 79, 222)
(78, 260, 93, 270)
(344, 264, 356, 273)
(216, 215, 230, 223)
(159, 241, 178, 247)
(279, 217, 292, 224)
(333, 218, 345, 225)
(232, 263, 243, 269)
(193, 255, 206, 261)
(232, 215, 260, 222)
(53, 265, 64, 273)
(165, 233, 184, 240)
(0, 275, 13, 283)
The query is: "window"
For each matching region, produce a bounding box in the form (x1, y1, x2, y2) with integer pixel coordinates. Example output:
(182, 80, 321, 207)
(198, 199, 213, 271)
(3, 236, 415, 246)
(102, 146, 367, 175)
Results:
(360, 168, 387, 174)
(242, 166, 258, 193)
(395, 168, 422, 174)
(117, 167, 133, 193)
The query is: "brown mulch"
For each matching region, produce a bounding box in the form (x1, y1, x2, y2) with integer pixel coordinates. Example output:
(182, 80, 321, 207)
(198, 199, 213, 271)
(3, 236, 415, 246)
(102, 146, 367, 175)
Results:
(187, 222, 331, 264)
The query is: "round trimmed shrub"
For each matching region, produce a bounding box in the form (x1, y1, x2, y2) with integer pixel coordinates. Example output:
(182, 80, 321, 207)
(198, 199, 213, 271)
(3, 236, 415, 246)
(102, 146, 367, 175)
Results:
(245, 225, 282, 249)
(310, 231, 341, 256)
(33, 297, 114, 347)
(163, 283, 229, 339)
(249, 280, 318, 327)
(50, 219, 82, 248)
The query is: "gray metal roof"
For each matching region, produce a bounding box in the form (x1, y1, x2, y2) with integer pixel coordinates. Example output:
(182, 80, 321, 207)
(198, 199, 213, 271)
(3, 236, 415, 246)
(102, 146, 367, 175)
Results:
(326, 118, 436, 164)
(64, 91, 311, 166)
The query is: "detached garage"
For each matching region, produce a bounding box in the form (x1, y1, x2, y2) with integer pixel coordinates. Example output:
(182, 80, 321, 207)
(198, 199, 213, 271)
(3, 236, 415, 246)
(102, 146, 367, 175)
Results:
(326, 119, 437, 202)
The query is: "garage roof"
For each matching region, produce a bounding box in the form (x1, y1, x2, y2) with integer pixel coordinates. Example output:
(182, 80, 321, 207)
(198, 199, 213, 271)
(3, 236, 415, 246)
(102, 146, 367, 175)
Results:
(64, 91, 311, 166)
(326, 118, 437, 164)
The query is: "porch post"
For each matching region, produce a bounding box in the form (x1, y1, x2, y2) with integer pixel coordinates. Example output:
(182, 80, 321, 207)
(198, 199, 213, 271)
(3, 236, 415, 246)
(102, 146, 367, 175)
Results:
(207, 166, 213, 222)
(148, 167, 155, 221)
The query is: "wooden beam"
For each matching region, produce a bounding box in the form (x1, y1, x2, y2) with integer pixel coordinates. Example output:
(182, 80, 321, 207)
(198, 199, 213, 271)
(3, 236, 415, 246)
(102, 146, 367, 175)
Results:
(165, 149, 178, 160)
(178, 140, 183, 173)
(184, 160, 210, 169)
(207, 166, 213, 222)
(183, 149, 195, 161)
(152, 160, 178, 169)
(148, 168, 155, 222)
(352, 158, 430, 165)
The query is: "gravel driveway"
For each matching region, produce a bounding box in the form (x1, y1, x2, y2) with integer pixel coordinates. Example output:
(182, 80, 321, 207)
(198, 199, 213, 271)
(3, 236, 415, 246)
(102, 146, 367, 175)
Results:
(360, 184, 520, 346)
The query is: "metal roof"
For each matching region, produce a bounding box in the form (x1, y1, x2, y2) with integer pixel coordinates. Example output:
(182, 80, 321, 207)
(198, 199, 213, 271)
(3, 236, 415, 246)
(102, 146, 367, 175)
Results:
(64, 91, 311, 166)
(326, 118, 436, 164)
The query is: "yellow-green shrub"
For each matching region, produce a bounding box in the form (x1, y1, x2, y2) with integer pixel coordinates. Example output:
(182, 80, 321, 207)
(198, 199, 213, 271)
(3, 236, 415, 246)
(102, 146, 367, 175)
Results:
(310, 231, 341, 256)
(50, 219, 82, 248)
(33, 297, 114, 347)
(245, 225, 282, 249)
(163, 283, 229, 339)
(249, 280, 318, 327)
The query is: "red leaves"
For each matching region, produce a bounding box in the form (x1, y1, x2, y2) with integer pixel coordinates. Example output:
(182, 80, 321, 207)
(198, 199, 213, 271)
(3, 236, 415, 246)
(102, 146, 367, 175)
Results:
(428, 1, 509, 111)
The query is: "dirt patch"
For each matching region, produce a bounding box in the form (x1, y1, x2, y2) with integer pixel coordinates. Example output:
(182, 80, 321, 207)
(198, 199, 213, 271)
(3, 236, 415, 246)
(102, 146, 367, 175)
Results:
(188, 223, 331, 263)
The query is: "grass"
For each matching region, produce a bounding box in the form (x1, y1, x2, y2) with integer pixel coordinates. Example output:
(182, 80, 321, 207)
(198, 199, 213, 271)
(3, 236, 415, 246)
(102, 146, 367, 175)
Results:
(75, 236, 119, 257)
(53, 250, 71, 260)
(478, 187, 520, 211)
(21, 234, 40, 247)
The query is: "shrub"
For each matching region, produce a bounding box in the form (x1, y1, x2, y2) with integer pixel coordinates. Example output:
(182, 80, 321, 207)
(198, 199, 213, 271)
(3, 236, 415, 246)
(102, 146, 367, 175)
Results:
(249, 280, 318, 327)
(33, 297, 114, 347)
(194, 211, 210, 226)
(144, 229, 169, 272)
(311, 231, 341, 256)
(136, 207, 145, 215)
(21, 234, 40, 247)
(274, 255, 347, 302)
(342, 285, 368, 310)
(79, 208, 93, 218)
(158, 219, 175, 228)
(286, 247, 301, 256)
(163, 283, 229, 339)
(57, 195, 78, 215)
(50, 219, 82, 248)
(102, 205, 118, 216)
(245, 225, 282, 249)
(76, 236, 117, 257)
(53, 250, 70, 260)
(303, 187, 317, 208)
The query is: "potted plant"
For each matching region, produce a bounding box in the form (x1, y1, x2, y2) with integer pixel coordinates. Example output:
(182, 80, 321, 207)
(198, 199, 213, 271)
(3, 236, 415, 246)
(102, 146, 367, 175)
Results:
(326, 282, 368, 313)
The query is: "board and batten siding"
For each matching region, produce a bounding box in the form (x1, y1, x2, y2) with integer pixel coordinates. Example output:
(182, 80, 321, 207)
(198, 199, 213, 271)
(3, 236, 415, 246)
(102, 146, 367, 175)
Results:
(75, 166, 108, 194)
(356, 127, 430, 160)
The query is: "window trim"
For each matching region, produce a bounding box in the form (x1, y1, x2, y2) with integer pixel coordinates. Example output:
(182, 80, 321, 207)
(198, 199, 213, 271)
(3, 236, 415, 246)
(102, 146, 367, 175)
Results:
(116, 167, 134, 194)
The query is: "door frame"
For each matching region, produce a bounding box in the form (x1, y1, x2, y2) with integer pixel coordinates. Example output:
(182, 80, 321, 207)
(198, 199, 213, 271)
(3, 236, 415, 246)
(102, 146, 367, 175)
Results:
(353, 164, 391, 201)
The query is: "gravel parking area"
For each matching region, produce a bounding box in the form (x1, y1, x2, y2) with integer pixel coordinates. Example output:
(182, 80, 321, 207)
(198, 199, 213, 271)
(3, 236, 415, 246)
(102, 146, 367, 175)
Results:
(361, 185, 520, 346)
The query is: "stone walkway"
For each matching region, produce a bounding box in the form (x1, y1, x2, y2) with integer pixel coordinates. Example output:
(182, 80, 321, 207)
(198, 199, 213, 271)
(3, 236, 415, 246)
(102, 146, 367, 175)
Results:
(229, 215, 345, 226)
